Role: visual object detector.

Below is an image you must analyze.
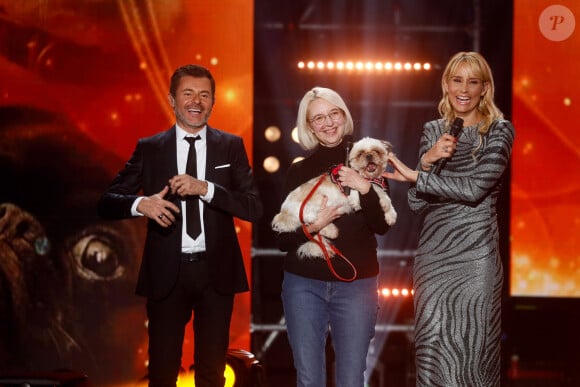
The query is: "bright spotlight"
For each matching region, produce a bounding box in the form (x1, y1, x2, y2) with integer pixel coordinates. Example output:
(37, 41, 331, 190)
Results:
(264, 126, 281, 142)
(291, 127, 300, 143)
(379, 286, 414, 298)
(296, 58, 432, 74)
(263, 156, 280, 173)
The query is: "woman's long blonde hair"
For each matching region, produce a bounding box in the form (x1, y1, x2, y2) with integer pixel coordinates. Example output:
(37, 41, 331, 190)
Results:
(438, 51, 503, 135)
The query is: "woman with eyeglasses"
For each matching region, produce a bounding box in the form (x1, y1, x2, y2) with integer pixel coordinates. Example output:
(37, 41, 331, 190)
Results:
(383, 51, 515, 386)
(272, 86, 392, 387)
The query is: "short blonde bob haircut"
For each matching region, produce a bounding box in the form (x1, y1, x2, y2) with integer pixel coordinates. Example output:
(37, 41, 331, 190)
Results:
(295, 86, 354, 150)
(438, 51, 503, 135)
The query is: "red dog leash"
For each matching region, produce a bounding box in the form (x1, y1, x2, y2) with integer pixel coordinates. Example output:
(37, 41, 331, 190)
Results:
(298, 173, 357, 282)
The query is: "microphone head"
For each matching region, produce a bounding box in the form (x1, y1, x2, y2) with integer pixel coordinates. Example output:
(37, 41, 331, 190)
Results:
(449, 117, 464, 137)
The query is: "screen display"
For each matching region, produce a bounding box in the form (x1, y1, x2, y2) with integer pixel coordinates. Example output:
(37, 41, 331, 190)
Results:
(511, 1, 579, 297)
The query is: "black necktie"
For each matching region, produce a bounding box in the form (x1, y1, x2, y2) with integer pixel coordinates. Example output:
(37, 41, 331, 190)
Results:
(184, 136, 201, 239)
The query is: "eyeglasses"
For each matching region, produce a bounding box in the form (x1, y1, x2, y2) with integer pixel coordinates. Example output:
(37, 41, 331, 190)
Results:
(309, 109, 343, 126)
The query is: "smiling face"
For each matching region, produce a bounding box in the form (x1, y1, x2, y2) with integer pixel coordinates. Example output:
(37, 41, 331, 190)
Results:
(444, 63, 488, 122)
(348, 137, 391, 179)
(307, 98, 346, 148)
(169, 75, 214, 133)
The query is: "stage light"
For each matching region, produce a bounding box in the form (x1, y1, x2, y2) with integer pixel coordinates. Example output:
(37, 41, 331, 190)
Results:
(264, 125, 281, 142)
(379, 287, 414, 298)
(296, 59, 432, 74)
(137, 349, 264, 387)
(263, 156, 280, 173)
(154, 361, 237, 387)
(291, 127, 299, 143)
(173, 366, 235, 387)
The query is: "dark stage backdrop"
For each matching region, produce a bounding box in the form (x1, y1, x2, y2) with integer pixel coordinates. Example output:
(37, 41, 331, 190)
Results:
(511, 1, 579, 298)
(0, 0, 254, 385)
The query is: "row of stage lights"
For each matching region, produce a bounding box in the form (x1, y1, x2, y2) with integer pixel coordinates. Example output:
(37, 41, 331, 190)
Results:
(259, 59, 432, 174)
(297, 60, 432, 72)
(379, 287, 414, 298)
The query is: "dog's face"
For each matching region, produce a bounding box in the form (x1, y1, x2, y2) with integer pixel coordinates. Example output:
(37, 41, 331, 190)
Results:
(348, 137, 392, 179)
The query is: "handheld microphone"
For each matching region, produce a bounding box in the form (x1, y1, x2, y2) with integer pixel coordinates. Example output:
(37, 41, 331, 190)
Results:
(433, 117, 463, 175)
(343, 135, 354, 195)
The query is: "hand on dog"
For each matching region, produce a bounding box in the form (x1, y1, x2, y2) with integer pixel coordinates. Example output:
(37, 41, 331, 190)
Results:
(338, 165, 372, 194)
(383, 153, 419, 183)
(305, 195, 342, 234)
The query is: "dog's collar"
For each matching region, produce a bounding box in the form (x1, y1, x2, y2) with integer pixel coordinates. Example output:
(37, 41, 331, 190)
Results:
(330, 163, 389, 194)
(369, 176, 389, 192)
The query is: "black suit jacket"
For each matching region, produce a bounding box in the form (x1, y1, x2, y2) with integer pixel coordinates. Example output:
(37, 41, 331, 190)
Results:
(97, 125, 262, 300)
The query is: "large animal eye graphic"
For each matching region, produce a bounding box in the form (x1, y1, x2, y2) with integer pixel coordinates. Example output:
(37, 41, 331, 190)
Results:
(69, 228, 126, 280)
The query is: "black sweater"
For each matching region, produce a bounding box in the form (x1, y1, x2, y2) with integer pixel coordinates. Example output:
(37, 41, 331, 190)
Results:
(276, 142, 390, 281)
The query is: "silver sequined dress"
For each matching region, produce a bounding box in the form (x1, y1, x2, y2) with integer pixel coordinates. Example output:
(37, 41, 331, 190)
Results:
(408, 118, 515, 387)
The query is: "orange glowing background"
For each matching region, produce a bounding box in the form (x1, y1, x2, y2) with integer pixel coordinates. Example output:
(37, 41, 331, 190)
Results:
(511, 1, 580, 297)
(0, 0, 253, 384)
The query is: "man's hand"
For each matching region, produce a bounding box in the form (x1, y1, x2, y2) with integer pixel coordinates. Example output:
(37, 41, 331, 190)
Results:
(168, 174, 208, 198)
(137, 186, 181, 227)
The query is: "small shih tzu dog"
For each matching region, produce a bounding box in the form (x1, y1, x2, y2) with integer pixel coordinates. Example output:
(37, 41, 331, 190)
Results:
(272, 137, 397, 258)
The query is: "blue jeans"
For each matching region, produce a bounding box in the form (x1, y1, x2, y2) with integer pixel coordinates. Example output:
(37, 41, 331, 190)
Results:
(282, 271, 379, 387)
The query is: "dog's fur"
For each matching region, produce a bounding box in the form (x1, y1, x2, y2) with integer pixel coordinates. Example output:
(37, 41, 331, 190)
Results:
(272, 137, 397, 258)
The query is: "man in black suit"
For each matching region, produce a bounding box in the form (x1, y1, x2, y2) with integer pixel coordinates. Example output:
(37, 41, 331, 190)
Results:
(97, 64, 262, 387)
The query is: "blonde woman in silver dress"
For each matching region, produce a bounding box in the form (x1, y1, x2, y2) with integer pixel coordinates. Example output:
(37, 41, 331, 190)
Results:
(383, 51, 515, 386)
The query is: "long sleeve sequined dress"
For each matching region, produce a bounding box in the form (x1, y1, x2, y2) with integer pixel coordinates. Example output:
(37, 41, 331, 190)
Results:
(408, 118, 515, 387)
